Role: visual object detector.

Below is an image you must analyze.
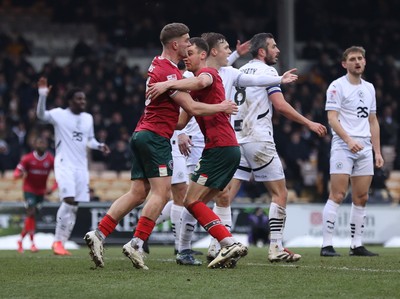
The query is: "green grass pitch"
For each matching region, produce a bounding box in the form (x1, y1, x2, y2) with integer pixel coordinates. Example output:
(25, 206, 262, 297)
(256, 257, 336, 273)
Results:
(1, 246, 399, 299)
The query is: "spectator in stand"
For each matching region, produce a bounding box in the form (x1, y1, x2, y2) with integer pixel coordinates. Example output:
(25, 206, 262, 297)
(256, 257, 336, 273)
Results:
(248, 207, 270, 247)
(14, 137, 57, 253)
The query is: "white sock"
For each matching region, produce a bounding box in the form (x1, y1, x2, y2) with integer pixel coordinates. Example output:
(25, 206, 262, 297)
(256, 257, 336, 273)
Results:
(213, 204, 232, 231)
(54, 202, 78, 244)
(212, 204, 231, 251)
(322, 199, 340, 247)
(178, 208, 197, 252)
(350, 203, 366, 249)
(269, 202, 286, 251)
(156, 200, 172, 225)
(170, 204, 184, 252)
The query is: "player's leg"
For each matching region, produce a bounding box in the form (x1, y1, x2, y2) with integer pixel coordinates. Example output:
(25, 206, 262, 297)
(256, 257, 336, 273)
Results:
(18, 193, 36, 253)
(348, 149, 377, 256)
(186, 147, 248, 268)
(321, 148, 354, 256)
(122, 131, 173, 270)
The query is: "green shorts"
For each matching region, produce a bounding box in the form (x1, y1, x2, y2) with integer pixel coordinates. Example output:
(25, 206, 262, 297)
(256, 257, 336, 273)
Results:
(24, 192, 44, 208)
(191, 146, 240, 190)
(130, 130, 173, 179)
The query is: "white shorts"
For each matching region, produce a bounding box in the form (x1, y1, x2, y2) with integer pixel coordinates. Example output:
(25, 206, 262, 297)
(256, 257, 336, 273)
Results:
(172, 155, 189, 185)
(186, 146, 203, 174)
(54, 166, 90, 202)
(233, 141, 285, 182)
(330, 147, 374, 176)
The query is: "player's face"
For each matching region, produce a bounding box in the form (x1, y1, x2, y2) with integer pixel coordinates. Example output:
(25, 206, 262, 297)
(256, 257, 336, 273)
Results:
(264, 38, 280, 65)
(70, 91, 86, 113)
(34, 138, 48, 154)
(184, 44, 204, 73)
(215, 40, 231, 67)
(342, 51, 366, 75)
(176, 33, 191, 60)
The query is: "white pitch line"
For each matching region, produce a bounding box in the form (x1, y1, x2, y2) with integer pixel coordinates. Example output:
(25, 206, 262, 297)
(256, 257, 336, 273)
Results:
(246, 262, 400, 273)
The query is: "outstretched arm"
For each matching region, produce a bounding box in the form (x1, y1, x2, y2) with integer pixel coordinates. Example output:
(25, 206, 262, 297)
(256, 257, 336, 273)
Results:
(236, 68, 298, 87)
(271, 92, 327, 137)
(36, 77, 52, 121)
(227, 40, 251, 66)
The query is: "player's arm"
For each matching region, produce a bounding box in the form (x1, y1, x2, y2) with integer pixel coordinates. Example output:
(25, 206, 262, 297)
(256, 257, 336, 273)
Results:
(13, 164, 25, 179)
(227, 40, 250, 66)
(87, 124, 111, 155)
(369, 112, 384, 168)
(172, 90, 238, 117)
(270, 92, 327, 137)
(147, 73, 213, 99)
(36, 77, 52, 121)
(46, 179, 58, 195)
(236, 69, 297, 87)
(13, 156, 27, 179)
(176, 110, 192, 130)
(327, 110, 363, 153)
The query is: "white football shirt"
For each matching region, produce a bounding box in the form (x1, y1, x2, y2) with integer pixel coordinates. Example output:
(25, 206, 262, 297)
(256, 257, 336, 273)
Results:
(325, 75, 376, 141)
(39, 108, 98, 169)
(228, 60, 280, 143)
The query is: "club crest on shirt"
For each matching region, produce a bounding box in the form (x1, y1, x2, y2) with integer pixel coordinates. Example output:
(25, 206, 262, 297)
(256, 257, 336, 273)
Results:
(167, 74, 177, 81)
(358, 90, 364, 98)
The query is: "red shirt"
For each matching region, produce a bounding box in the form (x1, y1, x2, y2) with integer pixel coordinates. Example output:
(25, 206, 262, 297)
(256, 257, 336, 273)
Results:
(192, 67, 238, 149)
(15, 151, 55, 195)
(135, 56, 182, 139)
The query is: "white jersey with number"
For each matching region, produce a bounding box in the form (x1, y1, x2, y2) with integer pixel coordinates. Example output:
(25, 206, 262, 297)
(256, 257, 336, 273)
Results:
(40, 108, 96, 169)
(228, 60, 280, 143)
(325, 75, 376, 143)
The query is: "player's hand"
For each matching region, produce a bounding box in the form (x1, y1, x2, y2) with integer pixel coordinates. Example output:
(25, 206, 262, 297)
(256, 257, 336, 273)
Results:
(37, 77, 52, 96)
(100, 144, 111, 155)
(347, 139, 364, 153)
(236, 40, 251, 56)
(281, 68, 298, 84)
(309, 122, 327, 137)
(220, 100, 238, 115)
(147, 82, 169, 99)
(375, 153, 384, 168)
(178, 133, 193, 156)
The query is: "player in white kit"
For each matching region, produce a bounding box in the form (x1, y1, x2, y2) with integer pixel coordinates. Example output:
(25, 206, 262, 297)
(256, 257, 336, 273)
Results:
(163, 33, 299, 263)
(227, 33, 327, 263)
(320, 46, 383, 257)
(36, 77, 110, 255)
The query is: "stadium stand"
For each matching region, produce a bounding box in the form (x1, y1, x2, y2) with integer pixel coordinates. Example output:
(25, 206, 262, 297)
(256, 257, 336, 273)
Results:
(1, 0, 400, 203)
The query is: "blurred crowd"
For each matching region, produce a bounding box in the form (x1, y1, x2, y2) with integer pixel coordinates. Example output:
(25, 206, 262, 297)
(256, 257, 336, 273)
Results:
(0, 0, 399, 202)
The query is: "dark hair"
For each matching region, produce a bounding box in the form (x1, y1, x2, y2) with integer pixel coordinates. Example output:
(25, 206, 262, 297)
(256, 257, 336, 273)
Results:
(189, 37, 209, 54)
(65, 87, 84, 101)
(201, 32, 226, 55)
(249, 33, 275, 58)
(160, 23, 190, 46)
(177, 60, 186, 71)
(342, 46, 366, 61)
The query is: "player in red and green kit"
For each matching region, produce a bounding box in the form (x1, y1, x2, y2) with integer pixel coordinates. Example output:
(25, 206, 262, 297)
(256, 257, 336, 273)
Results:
(14, 137, 57, 253)
(147, 34, 248, 269)
(84, 23, 238, 270)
